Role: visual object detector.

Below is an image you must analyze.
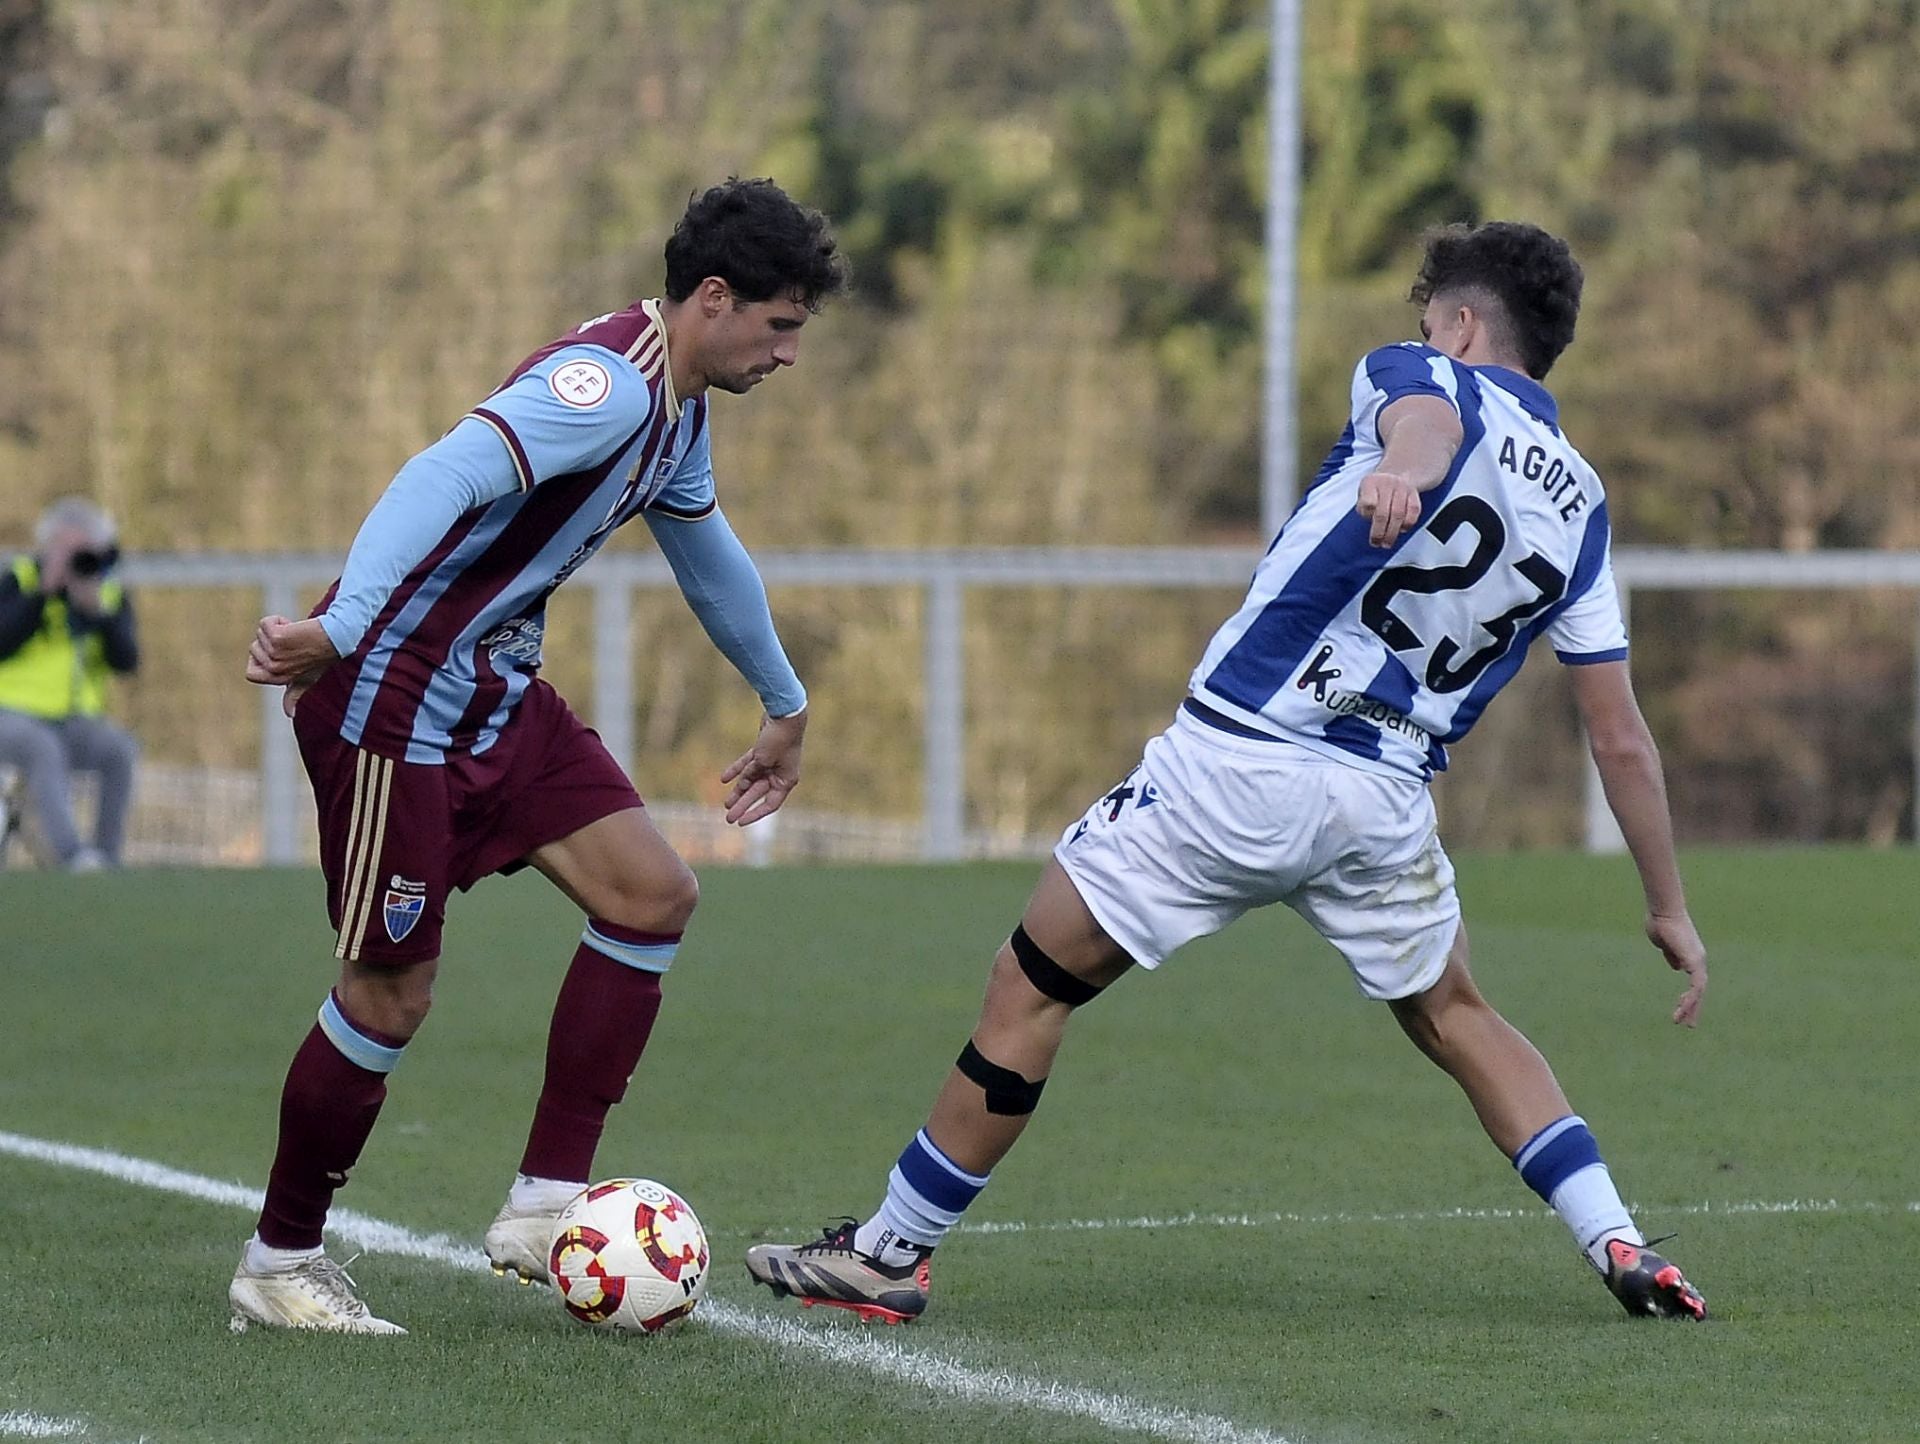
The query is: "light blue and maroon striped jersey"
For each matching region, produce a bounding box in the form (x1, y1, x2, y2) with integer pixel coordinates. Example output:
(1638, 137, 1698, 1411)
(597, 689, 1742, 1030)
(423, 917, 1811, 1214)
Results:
(309, 301, 714, 761)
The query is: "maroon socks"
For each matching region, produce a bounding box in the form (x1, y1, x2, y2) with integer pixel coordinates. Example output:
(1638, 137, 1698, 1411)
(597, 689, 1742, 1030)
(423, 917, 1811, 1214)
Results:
(517, 919, 672, 1182)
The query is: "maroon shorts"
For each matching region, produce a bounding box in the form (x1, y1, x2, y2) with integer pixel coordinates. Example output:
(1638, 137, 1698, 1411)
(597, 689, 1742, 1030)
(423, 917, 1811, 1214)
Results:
(293, 678, 643, 963)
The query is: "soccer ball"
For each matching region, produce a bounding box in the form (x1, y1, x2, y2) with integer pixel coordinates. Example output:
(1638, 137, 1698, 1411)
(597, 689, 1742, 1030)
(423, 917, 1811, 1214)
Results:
(548, 1178, 710, 1333)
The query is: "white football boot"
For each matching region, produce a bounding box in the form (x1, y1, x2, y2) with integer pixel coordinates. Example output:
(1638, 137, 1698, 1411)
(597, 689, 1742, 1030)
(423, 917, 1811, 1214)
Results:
(484, 1199, 568, 1285)
(229, 1251, 406, 1335)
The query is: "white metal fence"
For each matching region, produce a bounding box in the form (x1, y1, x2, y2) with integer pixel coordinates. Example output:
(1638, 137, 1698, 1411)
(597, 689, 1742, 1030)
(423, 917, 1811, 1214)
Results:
(23, 547, 1913, 867)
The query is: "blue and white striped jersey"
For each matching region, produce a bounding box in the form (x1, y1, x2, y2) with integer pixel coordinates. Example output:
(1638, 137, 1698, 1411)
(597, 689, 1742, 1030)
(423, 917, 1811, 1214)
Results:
(1188, 343, 1628, 781)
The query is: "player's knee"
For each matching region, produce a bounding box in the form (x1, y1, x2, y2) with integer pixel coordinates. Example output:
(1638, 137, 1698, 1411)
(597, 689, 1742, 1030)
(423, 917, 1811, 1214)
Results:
(340, 963, 437, 1041)
(989, 924, 1108, 1012)
(984, 947, 1054, 1026)
(1392, 974, 1493, 1068)
(599, 861, 698, 935)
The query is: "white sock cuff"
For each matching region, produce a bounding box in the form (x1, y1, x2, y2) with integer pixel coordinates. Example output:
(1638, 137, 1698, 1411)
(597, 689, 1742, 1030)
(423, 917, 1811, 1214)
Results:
(510, 1174, 588, 1212)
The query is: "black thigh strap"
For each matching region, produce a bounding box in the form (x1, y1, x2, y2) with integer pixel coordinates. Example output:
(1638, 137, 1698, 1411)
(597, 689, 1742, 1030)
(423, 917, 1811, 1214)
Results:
(955, 1040, 1046, 1115)
(1010, 924, 1105, 1007)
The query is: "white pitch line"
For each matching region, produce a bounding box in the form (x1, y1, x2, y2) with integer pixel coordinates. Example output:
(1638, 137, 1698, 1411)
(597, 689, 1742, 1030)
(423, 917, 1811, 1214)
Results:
(0, 1130, 1299, 1444)
(952, 1195, 1920, 1237)
(0, 1415, 87, 1440)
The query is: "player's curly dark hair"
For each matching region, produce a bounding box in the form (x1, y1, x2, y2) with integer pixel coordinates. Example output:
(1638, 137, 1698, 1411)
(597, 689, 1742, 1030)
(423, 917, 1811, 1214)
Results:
(1409, 221, 1583, 378)
(664, 177, 850, 312)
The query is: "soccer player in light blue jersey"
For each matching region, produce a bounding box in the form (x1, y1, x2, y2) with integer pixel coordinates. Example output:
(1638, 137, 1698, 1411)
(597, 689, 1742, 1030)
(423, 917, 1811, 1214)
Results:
(749, 221, 1710, 1323)
(232, 179, 848, 1333)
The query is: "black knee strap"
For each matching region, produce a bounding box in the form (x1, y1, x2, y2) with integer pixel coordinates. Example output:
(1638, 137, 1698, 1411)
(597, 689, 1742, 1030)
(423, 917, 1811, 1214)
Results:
(1010, 924, 1104, 1007)
(956, 1040, 1046, 1116)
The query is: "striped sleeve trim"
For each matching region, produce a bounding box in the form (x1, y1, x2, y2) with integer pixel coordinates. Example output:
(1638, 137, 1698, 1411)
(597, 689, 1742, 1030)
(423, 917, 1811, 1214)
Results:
(468, 407, 533, 492)
(645, 497, 718, 521)
(1555, 647, 1629, 665)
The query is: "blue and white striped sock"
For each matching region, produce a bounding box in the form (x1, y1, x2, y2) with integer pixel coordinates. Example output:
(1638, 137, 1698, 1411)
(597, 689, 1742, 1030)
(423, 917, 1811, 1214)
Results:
(854, 1129, 989, 1265)
(1513, 1114, 1641, 1271)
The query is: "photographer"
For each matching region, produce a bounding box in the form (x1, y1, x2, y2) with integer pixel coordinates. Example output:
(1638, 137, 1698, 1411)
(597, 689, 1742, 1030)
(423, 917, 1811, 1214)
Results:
(0, 497, 140, 869)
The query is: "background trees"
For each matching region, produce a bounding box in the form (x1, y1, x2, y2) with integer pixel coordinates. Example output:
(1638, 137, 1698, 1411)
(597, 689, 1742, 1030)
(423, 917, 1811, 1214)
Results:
(1, 0, 1912, 843)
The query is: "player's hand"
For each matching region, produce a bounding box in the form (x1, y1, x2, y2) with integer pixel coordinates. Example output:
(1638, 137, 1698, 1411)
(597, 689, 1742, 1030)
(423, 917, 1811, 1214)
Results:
(246, 615, 339, 688)
(1356, 471, 1422, 548)
(1646, 910, 1707, 1027)
(720, 708, 807, 826)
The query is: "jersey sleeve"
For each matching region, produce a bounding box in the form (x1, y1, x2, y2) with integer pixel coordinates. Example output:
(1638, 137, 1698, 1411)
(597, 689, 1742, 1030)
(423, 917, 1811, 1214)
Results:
(317, 416, 522, 657)
(647, 404, 717, 520)
(1548, 502, 1630, 663)
(642, 505, 805, 717)
(465, 344, 653, 492)
(1352, 344, 1462, 445)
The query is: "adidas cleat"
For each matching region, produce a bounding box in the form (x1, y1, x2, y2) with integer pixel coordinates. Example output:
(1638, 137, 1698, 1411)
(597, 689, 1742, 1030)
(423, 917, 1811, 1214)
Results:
(746, 1219, 931, 1324)
(229, 1252, 406, 1335)
(484, 1199, 569, 1286)
(1603, 1238, 1707, 1320)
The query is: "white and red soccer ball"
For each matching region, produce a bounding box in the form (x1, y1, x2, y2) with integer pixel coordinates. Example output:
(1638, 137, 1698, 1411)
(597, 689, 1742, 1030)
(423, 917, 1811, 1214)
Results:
(548, 1178, 710, 1333)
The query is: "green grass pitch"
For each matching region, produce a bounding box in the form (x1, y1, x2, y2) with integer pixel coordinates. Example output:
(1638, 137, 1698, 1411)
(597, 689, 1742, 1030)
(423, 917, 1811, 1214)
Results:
(2, 849, 1915, 1443)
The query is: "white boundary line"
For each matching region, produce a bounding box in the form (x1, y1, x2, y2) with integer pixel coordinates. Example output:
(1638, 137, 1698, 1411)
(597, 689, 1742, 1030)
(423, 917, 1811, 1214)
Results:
(953, 1196, 1920, 1236)
(0, 1131, 1299, 1444)
(0, 1413, 144, 1444)
(0, 1416, 87, 1440)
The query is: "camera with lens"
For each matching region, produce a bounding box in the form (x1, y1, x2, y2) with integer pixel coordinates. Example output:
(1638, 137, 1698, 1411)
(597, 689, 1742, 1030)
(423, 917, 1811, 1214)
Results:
(69, 545, 121, 579)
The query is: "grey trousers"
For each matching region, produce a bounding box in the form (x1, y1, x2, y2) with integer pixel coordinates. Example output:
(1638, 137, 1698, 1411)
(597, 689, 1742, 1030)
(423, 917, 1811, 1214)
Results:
(0, 708, 138, 865)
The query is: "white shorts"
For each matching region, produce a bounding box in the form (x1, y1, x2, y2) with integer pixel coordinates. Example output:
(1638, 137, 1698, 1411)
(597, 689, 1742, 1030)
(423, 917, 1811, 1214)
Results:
(1053, 709, 1460, 1001)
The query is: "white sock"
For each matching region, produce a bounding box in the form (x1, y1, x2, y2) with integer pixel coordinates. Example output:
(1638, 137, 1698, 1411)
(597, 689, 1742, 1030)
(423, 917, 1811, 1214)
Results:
(509, 1173, 587, 1213)
(1549, 1164, 1643, 1271)
(853, 1214, 931, 1268)
(245, 1234, 322, 1273)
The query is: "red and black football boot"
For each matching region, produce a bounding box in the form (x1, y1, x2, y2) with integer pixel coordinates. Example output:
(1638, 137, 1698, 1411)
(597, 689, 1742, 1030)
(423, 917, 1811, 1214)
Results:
(1602, 1236, 1708, 1320)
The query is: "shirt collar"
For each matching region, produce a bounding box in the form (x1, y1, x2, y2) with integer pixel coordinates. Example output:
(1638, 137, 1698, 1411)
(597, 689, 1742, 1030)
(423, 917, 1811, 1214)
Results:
(637, 298, 681, 423)
(1475, 365, 1559, 428)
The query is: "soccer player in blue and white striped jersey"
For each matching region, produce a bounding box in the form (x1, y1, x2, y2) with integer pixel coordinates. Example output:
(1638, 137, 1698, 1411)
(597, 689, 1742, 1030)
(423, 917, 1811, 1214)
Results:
(749, 221, 1709, 1324)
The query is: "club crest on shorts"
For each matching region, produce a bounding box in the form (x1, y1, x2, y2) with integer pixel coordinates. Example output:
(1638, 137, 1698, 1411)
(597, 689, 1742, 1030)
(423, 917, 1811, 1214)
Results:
(383, 874, 427, 943)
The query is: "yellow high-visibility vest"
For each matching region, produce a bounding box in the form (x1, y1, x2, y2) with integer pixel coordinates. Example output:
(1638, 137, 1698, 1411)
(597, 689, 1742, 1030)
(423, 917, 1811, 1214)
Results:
(0, 555, 124, 720)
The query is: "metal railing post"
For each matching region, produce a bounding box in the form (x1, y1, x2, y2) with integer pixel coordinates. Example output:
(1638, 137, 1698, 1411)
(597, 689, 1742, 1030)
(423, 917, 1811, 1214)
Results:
(259, 576, 301, 865)
(1582, 578, 1630, 855)
(923, 575, 966, 860)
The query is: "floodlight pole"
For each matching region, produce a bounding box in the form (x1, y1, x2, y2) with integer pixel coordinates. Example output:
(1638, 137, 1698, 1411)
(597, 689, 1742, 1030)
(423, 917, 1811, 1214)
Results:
(1261, 0, 1303, 539)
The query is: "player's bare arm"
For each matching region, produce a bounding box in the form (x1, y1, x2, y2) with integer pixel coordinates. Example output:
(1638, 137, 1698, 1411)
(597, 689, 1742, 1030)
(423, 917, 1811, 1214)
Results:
(1569, 659, 1707, 1026)
(1356, 394, 1464, 548)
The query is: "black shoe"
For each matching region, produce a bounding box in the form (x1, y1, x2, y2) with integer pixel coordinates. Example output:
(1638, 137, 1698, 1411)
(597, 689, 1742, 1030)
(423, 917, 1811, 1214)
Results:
(1602, 1237, 1707, 1320)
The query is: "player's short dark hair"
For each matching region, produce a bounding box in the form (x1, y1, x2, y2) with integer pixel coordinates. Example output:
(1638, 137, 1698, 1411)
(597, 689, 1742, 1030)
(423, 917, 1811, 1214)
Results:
(1409, 221, 1583, 378)
(663, 178, 849, 312)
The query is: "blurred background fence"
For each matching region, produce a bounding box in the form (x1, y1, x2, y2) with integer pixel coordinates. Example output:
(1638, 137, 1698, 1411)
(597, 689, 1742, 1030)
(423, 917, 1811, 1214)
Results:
(3, 546, 1911, 869)
(2, 1, 1918, 866)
